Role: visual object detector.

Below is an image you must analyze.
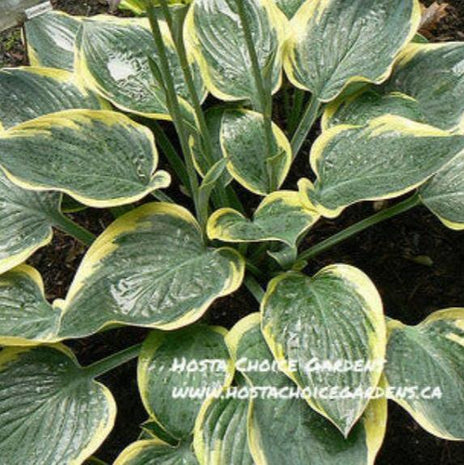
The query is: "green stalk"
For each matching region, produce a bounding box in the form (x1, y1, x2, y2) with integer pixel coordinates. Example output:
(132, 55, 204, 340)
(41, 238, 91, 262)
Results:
(288, 88, 305, 135)
(149, 121, 191, 190)
(158, 0, 229, 211)
(147, 6, 202, 223)
(50, 212, 96, 246)
(244, 274, 265, 303)
(152, 190, 176, 203)
(158, 0, 213, 167)
(246, 260, 264, 279)
(290, 94, 321, 159)
(225, 185, 246, 214)
(248, 242, 269, 263)
(83, 343, 142, 379)
(235, 0, 277, 191)
(298, 194, 421, 263)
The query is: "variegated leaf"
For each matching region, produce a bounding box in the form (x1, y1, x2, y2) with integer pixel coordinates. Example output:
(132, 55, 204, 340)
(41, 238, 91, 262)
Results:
(384, 309, 464, 440)
(285, 0, 421, 102)
(0, 109, 170, 208)
(57, 203, 244, 338)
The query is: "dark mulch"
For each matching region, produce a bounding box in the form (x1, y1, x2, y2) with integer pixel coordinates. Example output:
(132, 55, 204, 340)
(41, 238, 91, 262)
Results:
(1, 0, 464, 463)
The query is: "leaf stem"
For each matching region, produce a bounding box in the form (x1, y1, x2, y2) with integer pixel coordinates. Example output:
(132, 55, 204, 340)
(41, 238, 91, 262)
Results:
(236, 0, 276, 190)
(290, 93, 321, 159)
(149, 121, 191, 190)
(225, 185, 246, 214)
(246, 260, 264, 279)
(147, 5, 201, 223)
(298, 194, 421, 263)
(83, 343, 142, 379)
(244, 274, 265, 303)
(288, 88, 305, 135)
(50, 212, 96, 246)
(152, 190, 175, 203)
(159, 0, 230, 212)
(248, 242, 269, 263)
(158, 1, 213, 167)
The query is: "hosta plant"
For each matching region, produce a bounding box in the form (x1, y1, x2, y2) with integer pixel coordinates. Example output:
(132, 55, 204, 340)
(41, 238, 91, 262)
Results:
(0, 0, 463, 463)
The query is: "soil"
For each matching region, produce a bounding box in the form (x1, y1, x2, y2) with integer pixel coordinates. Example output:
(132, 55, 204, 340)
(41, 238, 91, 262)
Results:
(1, 0, 464, 464)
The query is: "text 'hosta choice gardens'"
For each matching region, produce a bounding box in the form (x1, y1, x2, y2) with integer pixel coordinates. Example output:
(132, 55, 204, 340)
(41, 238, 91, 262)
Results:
(0, 0, 463, 463)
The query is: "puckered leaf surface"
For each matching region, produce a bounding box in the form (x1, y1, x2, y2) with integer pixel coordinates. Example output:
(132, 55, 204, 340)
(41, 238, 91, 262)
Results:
(384, 309, 464, 440)
(76, 15, 205, 119)
(207, 190, 319, 247)
(0, 67, 106, 130)
(57, 203, 244, 338)
(190, 107, 232, 185)
(420, 152, 464, 230)
(0, 171, 61, 274)
(0, 345, 116, 465)
(138, 325, 233, 439)
(25, 11, 81, 71)
(285, 0, 421, 102)
(300, 115, 464, 218)
(0, 265, 60, 345)
(185, 0, 287, 102)
(220, 109, 292, 195)
(226, 314, 387, 465)
(261, 265, 386, 436)
(384, 42, 464, 130)
(194, 378, 254, 465)
(0, 109, 170, 208)
(322, 90, 424, 130)
(325, 43, 464, 131)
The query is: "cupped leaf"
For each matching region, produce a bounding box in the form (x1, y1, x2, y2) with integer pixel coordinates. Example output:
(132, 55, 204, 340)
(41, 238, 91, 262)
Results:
(420, 152, 464, 230)
(0, 109, 170, 208)
(267, 242, 299, 269)
(194, 379, 254, 465)
(221, 109, 292, 195)
(325, 43, 464, 132)
(0, 265, 60, 345)
(25, 11, 81, 71)
(384, 309, 464, 440)
(138, 325, 233, 439)
(322, 89, 424, 130)
(0, 67, 107, 130)
(261, 265, 386, 436)
(208, 191, 319, 247)
(284, 0, 421, 102)
(384, 42, 464, 130)
(114, 438, 199, 465)
(226, 314, 387, 465)
(76, 15, 205, 119)
(190, 107, 232, 185)
(301, 115, 464, 218)
(57, 202, 244, 338)
(0, 170, 61, 274)
(0, 345, 116, 465)
(185, 0, 287, 102)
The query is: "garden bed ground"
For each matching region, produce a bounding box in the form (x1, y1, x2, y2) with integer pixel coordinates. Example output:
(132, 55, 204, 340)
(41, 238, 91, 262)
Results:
(1, 0, 464, 463)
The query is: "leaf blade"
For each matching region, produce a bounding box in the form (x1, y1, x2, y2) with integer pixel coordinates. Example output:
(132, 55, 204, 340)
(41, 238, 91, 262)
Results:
(57, 202, 244, 338)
